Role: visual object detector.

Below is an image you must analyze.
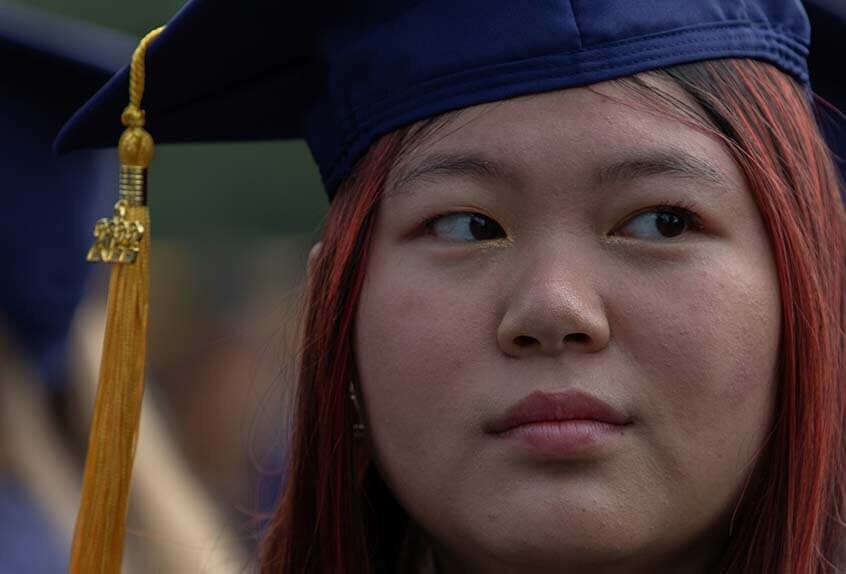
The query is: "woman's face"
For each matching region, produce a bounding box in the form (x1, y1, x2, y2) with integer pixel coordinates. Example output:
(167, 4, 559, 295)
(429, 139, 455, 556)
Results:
(355, 80, 781, 573)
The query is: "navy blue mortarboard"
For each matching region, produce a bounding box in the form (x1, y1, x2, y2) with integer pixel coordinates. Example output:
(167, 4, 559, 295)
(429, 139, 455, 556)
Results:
(0, 1, 133, 386)
(56, 0, 812, 196)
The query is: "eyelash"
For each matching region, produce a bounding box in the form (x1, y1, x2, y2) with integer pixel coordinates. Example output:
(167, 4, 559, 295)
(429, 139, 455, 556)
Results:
(422, 209, 507, 240)
(615, 200, 705, 234)
(421, 200, 705, 241)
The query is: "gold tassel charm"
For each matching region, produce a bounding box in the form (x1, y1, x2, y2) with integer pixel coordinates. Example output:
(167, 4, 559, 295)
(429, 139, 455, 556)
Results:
(71, 26, 164, 574)
(87, 196, 145, 264)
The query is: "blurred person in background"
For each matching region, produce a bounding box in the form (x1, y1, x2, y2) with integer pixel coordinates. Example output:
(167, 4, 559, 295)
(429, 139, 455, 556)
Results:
(55, 0, 846, 572)
(0, 2, 246, 571)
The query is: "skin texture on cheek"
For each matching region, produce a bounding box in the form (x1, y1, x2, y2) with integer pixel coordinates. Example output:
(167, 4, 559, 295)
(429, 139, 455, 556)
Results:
(354, 84, 782, 573)
(609, 252, 780, 527)
(356, 246, 497, 482)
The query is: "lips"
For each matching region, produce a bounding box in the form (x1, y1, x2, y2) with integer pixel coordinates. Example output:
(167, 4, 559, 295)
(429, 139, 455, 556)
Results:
(489, 389, 631, 435)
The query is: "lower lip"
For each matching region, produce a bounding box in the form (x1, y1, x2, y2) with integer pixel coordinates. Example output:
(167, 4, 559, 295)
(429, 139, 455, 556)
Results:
(495, 420, 628, 458)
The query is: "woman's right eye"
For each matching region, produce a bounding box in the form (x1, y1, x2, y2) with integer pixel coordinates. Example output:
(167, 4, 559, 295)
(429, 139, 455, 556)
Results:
(426, 212, 506, 242)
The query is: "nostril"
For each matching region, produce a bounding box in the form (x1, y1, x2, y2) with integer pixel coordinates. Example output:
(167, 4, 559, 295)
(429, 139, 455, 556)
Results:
(564, 332, 589, 344)
(514, 335, 537, 348)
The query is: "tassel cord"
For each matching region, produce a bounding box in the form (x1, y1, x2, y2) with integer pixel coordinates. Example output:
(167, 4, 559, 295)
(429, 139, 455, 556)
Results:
(70, 25, 164, 574)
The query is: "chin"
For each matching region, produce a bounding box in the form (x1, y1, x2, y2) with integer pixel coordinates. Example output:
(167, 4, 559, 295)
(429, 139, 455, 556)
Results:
(436, 519, 648, 574)
(430, 491, 657, 571)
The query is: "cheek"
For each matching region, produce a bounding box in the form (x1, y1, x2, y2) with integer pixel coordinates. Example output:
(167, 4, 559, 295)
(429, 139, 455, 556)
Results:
(354, 250, 496, 497)
(358, 273, 468, 384)
(615, 251, 781, 477)
(357, 265, 482, 398)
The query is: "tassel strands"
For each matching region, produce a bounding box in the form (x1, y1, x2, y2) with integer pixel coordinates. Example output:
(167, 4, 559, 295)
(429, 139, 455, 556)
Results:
(71, 26, 164, 574)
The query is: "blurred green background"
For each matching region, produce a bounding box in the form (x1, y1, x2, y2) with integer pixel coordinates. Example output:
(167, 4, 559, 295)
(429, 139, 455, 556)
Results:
(13, 0, 328, 238)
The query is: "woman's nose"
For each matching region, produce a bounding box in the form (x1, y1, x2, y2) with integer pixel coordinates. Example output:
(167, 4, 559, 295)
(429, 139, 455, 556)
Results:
(496, 259, 610, 358)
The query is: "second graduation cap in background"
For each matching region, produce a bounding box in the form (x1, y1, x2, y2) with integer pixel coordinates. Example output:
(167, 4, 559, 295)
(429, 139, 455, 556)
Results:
(1, 0, 131, 386)
(0, 2, 132, 571)
(55, 0, 823, 571)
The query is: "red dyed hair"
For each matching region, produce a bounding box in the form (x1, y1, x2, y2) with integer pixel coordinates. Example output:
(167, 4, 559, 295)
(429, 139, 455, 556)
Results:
(261, 59, 846, 573)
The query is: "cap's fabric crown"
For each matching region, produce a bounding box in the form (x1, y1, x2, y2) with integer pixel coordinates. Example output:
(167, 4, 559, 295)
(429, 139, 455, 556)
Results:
(56, 0, 811, 196)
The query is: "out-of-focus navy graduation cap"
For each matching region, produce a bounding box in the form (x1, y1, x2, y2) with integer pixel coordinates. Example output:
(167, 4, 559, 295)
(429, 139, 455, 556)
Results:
(54, 0, 815, 571)
(806, 0, 846, 178)
(57, 0, 812, 196)
(1, 3, 133, 572)
(0, 1, 133, 387)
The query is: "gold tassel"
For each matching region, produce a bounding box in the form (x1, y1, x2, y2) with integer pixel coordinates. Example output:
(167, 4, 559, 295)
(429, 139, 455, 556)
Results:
(71, 26, 164, 574)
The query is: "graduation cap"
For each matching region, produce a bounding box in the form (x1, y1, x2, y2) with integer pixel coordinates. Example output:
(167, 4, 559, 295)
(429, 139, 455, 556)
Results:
(0, 1, 133, 387)
(56, 0, 812, 571)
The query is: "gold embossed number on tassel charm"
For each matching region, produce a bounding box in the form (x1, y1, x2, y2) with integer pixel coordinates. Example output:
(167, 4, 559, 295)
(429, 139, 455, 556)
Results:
(87, 198, 145, 264)
(88, 128, 150, 265)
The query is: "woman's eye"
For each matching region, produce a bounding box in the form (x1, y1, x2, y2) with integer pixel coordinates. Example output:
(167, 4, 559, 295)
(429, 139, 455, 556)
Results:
(426, 212, 506, 242)
(616, 207, 700, 240)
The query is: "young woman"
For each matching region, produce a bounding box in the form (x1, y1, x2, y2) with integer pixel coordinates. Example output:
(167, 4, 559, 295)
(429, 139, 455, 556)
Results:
(58, 0, 845, 572)
(261, 59, 846, 574)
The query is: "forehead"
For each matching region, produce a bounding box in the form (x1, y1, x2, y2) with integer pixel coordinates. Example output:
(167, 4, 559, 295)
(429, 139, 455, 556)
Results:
(388, 76, 742, 193)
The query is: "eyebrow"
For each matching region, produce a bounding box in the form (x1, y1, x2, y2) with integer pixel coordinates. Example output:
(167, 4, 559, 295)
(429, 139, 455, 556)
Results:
(387, 152, 512, 197)
(387, 147, 730, 198)
(595, 150, 729, 189)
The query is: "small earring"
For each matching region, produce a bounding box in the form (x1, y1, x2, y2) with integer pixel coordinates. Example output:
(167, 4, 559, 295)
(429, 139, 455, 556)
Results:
(349, 382, 366, 438)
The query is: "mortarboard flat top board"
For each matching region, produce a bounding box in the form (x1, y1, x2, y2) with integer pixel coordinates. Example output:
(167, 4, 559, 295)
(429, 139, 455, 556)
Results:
(0, 1, 134, 384)
(55, 0, 812, 196)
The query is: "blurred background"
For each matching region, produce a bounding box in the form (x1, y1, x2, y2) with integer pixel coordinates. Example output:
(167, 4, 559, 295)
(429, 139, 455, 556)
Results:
(2, 0, 328, 571)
